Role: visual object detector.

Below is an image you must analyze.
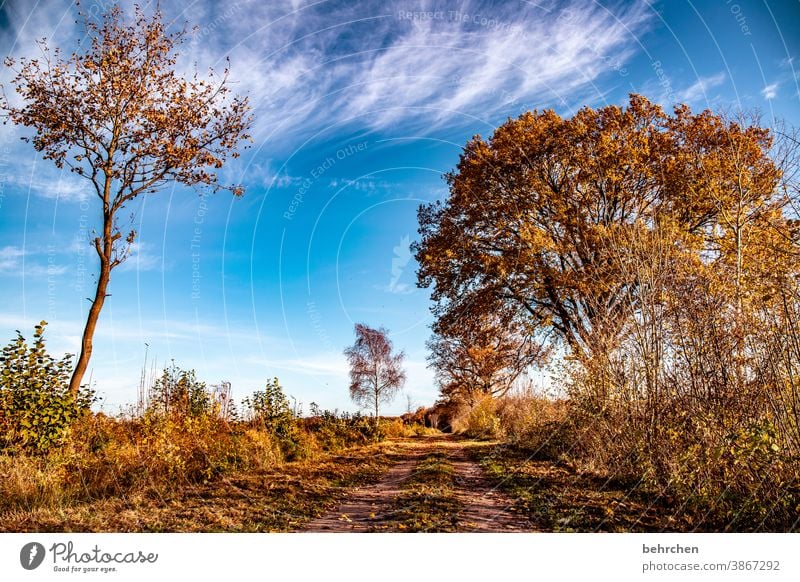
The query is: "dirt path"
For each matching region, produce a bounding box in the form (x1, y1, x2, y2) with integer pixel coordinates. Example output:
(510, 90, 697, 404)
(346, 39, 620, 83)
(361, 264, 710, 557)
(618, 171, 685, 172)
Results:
(448, 444, 535, 532)
(302, 435, 532, 532)
(301, 439, 428, 532)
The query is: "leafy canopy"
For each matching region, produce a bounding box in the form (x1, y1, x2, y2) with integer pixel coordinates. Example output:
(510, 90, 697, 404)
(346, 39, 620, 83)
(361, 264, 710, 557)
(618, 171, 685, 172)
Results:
(415, 94, 793, 363)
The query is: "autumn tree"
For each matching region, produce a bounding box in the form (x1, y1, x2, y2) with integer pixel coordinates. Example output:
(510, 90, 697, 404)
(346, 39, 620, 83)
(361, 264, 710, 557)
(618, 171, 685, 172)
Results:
(415, 94, 792, 367)
(428, 306, 547, 405)
(1, 5, 252, 395)
(416, 94, 800, 526)
(344, 324, 406, 430)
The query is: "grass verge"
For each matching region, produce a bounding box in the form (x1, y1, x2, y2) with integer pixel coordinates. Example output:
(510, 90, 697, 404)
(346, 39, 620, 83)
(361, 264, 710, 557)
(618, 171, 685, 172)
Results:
(472, 445, 690, 532)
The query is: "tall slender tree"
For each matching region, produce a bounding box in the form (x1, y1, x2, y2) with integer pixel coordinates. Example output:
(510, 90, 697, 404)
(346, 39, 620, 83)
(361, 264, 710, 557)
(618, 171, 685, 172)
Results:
(344, 324, 406, 430)
(2, 5, 252, 394)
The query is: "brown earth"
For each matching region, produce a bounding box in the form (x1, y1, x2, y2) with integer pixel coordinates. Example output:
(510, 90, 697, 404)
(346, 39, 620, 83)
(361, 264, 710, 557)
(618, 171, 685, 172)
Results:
(302, 435, 532, 532)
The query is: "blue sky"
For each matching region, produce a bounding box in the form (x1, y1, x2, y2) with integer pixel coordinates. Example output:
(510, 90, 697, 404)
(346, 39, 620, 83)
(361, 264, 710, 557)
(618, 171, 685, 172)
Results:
(0, 0, 798, 415)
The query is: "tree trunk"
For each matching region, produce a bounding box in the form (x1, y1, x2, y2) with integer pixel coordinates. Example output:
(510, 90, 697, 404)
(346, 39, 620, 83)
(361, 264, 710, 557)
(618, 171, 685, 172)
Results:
(374, 384, 380, 434)
(69, 241, 111, 396)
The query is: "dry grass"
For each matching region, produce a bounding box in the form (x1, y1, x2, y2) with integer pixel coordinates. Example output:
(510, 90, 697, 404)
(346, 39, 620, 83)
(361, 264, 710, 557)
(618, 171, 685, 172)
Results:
(474, 444, 691, 532)
(482, 392, 800, 532)
(0, 410, 421, 532)
(0, 441, 399, 532)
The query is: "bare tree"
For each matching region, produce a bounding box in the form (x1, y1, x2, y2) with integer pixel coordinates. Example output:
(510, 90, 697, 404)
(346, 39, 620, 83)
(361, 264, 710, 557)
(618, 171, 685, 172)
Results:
(344, 323, 406, 430)
(1, 5, 252, 395)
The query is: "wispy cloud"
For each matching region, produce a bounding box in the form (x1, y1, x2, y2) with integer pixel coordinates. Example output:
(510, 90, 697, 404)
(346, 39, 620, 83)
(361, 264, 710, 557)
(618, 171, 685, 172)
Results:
(676, 72, 727, 104)
(761, 82, 779, 100)
(172, 0, 653, 145)
(0, 245, 68, 277)
(0, 311, 277, 346)
(2, 0, 653, 157)
(247, 160, 301, 189)
(116, 242, 163, 273)
(0, 246, 25, 271)
(28, 174, 88, 202)
(255, 355, 349, 377)
(0, 155, 91, 203)
(328, 178, 389, 193)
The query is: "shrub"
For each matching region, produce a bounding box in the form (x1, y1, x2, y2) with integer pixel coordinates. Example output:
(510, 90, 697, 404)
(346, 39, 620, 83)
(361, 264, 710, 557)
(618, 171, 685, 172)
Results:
(241, 378, 327, 460)
(302, 406, 373, 449)
(0, 367, 387, 514)
(379, 418, 410, 439)
(456, 396, 502, 439)
(495, 393, 570, 460)
(0, 322, 93, 453)
(241, 428, 284, 468)
(243, 378, 294, 437)
(411, 424, 441, 437)
(148, 362, 212, 418)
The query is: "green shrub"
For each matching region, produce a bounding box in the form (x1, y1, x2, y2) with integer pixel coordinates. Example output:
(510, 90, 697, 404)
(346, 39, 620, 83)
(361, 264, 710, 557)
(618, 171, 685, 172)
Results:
(243, 378, 294, 435)
(302, 405, 372, 449)
(148, 362, 212, 417)
(242, 378, 309, 458)
(0, 322, 93, 453)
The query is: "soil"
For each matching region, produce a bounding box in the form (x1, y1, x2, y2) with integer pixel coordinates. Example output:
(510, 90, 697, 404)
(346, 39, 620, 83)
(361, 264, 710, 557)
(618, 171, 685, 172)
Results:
(302, 435, 532, 532)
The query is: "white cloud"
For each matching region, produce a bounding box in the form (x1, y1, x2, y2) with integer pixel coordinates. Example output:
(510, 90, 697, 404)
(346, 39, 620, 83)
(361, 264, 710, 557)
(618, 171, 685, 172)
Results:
(1, 0, 653, 157)
(116, 242, 163, 273)
(0, 246, 25, 271)
(676, 72, 727, 104)
(247, 160, 301, 189)
(0, 246, 69, 277)
(183, 0, 654, 144)
(0, 311, 277, 347)
(249, 354, 349, 376)
(0, 155, 93, 203)
(761, 82, 779, 100)
(0, 239, 158, 277)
